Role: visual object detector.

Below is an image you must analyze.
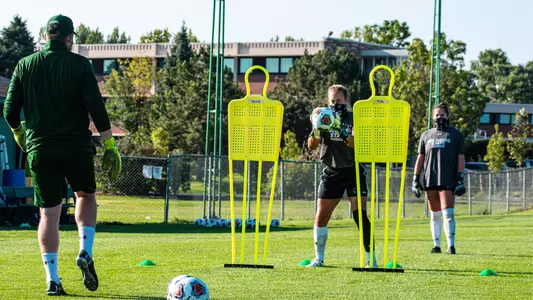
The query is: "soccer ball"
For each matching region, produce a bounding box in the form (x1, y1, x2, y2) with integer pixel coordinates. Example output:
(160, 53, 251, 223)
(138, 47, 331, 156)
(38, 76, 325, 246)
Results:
(199, 218, 207, 227)
(216, 219, 226, 227)
(194, 218, 202, 226)
(270, 218, 280, 228)
(311, 107, 336, 131)
(167, 275, 209, 300)
(245, 218, 256, 229)
(224, 219, 231, 228)
(234, 218, 242, 228)
(205, 219, 217, 228)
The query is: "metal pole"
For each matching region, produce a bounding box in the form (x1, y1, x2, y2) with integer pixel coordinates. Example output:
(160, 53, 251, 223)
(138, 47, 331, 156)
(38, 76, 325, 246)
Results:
(488, 173, 492, 215)
(314, 162, 318, 214)
(427, 0, 438, 130)
(164, 155, 172, 223)
(506, 171, 510, 212)
(467, 173, 472, 216)
(203, 0, 218, 218)
(435, 0, 442, 106)
(522, 168, 526, 209)
(280, 160, 285, 221)
(217, 0, 226, 219)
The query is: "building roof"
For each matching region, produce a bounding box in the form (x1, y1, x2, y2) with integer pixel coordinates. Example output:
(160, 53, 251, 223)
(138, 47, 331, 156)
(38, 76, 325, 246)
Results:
(484, 103, 533, 114)
(0, 76, 10, 98)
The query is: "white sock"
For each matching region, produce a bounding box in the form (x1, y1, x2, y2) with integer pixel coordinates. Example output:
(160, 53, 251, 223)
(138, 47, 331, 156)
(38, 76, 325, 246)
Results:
(42, 253, 60, 284)
(314, 226, 328, 262)
(430, 211, 442, 247)
(79, 226, 95, 258)
(442, 208, 455, 247)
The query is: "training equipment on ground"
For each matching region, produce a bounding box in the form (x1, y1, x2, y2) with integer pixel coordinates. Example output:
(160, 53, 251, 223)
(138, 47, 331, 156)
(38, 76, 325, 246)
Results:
(225, 65, 284, 269)
(245, 218, 256, 228)
(270, 219, 280, 228)
(205, 219, 217, 228)
(311, 107, 336, 131)
(166, 275, 210, 300)
(194, 218, 202, 226)
(352, 65, 410, 273)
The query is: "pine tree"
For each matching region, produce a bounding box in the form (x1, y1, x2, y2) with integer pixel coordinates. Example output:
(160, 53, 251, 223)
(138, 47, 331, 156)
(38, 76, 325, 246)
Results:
(0, 15, 35, 78)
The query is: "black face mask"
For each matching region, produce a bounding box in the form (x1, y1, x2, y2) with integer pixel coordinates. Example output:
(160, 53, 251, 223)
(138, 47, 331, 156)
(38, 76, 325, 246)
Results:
(330, 103, 347, 117)
(434, 117, 449, 130)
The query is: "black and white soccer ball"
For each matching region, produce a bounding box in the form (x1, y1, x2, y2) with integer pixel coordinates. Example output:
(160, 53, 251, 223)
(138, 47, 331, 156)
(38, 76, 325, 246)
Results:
(167, 275, 209, 300)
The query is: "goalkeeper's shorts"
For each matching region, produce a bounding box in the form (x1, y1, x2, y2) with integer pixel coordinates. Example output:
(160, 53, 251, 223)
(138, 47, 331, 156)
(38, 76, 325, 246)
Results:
(318, 165, 368, 199)
(28, 147, 96, 208)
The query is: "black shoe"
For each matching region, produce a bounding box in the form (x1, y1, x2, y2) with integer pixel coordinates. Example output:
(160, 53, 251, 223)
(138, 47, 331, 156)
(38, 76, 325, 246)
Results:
(76, 250, 98, 291)
(47, 281, 68, 296)
(430, 246, 442, 253)
(447, 246, 456, 254)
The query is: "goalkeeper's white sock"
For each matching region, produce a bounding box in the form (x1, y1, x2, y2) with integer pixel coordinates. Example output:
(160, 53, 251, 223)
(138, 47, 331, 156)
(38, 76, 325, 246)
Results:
(430, 210, 442, 247)
(79, 226, 95, 258)
(314, 226, 328, 262)
(442, 208, 455, 247)
(42, 253, 60, 284)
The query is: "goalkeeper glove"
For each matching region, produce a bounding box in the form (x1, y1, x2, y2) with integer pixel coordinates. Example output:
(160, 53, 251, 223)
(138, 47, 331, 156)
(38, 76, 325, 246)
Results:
(102, 137, 122, 180)
(454, 173, 465, 196)
(10, 121, 26, 152)
(412, 174, 423, 198)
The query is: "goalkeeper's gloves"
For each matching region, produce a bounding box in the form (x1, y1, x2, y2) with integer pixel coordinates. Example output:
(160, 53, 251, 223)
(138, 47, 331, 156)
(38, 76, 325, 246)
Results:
(102, 137, 122, 180)
(412, 174, 423, 198)
(454, 172, 466, 196)
(10, 121, 26, 152)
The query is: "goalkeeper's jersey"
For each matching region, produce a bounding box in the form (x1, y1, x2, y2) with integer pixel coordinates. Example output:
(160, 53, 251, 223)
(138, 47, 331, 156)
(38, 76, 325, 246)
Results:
(312, 113, 355, 170)
(418, 127, 465, 188)
(3, 39, 111, 154)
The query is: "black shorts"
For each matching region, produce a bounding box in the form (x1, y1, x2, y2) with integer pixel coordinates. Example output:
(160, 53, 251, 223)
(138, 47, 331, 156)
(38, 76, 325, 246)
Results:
(318, 165, 368, 199)
(425, 186, 454, 191)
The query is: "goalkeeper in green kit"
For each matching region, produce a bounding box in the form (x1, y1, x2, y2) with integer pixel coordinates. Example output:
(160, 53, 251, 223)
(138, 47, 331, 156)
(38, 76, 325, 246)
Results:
(3, 14, 122, 296)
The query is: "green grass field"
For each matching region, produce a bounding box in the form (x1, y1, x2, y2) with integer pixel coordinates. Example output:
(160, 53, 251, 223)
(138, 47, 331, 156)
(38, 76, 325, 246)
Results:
(1, 209, 533, 299)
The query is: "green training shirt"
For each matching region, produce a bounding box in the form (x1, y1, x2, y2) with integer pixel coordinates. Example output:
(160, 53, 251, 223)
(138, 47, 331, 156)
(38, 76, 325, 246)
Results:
(3, 39, 111, 153)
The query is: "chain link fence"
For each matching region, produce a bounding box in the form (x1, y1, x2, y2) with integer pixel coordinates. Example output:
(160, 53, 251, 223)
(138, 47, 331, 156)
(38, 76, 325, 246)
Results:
(95, 154, 533, 224)
(94, 155, 167, 224)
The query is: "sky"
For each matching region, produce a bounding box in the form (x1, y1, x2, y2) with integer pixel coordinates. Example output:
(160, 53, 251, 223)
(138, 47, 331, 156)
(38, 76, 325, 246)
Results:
(1, 0, 531, 66)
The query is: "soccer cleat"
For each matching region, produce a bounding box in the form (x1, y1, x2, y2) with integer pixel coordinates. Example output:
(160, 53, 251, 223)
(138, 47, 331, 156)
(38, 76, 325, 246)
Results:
(46, 281, 67, 296)
(447, 246, 456, 254)
(76, 250, 99, 291)
(306, 259, 324, 268)
(430, 246, 442, 253)
(365, 260, 379, 269)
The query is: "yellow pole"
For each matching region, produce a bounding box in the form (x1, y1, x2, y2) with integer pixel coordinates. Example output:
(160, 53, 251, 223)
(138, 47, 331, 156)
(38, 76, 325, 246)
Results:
(240, 160, 248, 264)
(229, 159, 236, 264)
(263, 160, 279, 264)
(355, 165, 365, 268)
(370, 162, 376, 268)
(384, 163, 390, 267)
(393, 162, 407, 267)
(254, 161, 263, 264)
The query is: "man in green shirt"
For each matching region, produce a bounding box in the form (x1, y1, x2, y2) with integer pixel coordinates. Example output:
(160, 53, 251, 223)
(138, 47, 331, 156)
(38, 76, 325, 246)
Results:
(3, 14, 122, 296)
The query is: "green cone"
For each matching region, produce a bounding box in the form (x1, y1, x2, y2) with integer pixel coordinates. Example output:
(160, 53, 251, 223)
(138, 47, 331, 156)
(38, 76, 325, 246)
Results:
(139, 260, 156, 267)
(479, 269, 497, 276)
(386, 262, 403, 269)
(299, 259, 311, 266)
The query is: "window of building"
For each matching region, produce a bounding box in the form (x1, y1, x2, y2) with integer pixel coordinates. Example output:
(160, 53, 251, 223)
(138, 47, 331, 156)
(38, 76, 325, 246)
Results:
(223, 58, 235, 74)
(389, 57, 397, 68)
(280, 57, 293, 73)
(499, 113, 511, 124)
(479, 113, 490, 124)
(266, 58, 280, 73)
(239, 58, 253, 74)
(103, 60, 117, 75)
(91, 59, 104, 75)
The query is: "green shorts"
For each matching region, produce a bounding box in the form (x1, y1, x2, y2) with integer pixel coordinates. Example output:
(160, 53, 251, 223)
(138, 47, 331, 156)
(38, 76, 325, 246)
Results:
(28, 148, 96, 208)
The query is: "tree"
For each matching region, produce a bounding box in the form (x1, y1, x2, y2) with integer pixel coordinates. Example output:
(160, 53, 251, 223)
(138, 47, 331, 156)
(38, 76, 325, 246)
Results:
(393, 34, 488, 153)
(270, 48, 365, 149)
(38, 26, 47, 44)
(106, 27, 130, 44)
(0, 15, 35, 78)
(471, 49, 513, 102)
(187, 29, 199, 43)
(280, 131, 301, 159)
(74, 24, 104, 44)
(504, 63, 533, 104)
(507, 108, 531, 167)
(484, 124, 506, 172)
(104, 57, 157, 156)
(270, 35, 280, 42)
(140, 28, 172, 43)
(165, 22, 194, 68)
(341, 20, 411, 47)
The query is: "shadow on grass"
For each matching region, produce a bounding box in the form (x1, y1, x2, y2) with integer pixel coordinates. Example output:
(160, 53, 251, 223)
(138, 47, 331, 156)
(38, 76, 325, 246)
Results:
(67, 295, 165, 299)
(457, 252, 533, 258)
(408, 268, 533, 276)
(0, 222, 310, 234)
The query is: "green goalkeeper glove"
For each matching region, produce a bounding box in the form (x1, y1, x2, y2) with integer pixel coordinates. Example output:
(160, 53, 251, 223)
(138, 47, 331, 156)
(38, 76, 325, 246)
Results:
(102, 137, 122, 180)
(10, 121, 26, 152)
